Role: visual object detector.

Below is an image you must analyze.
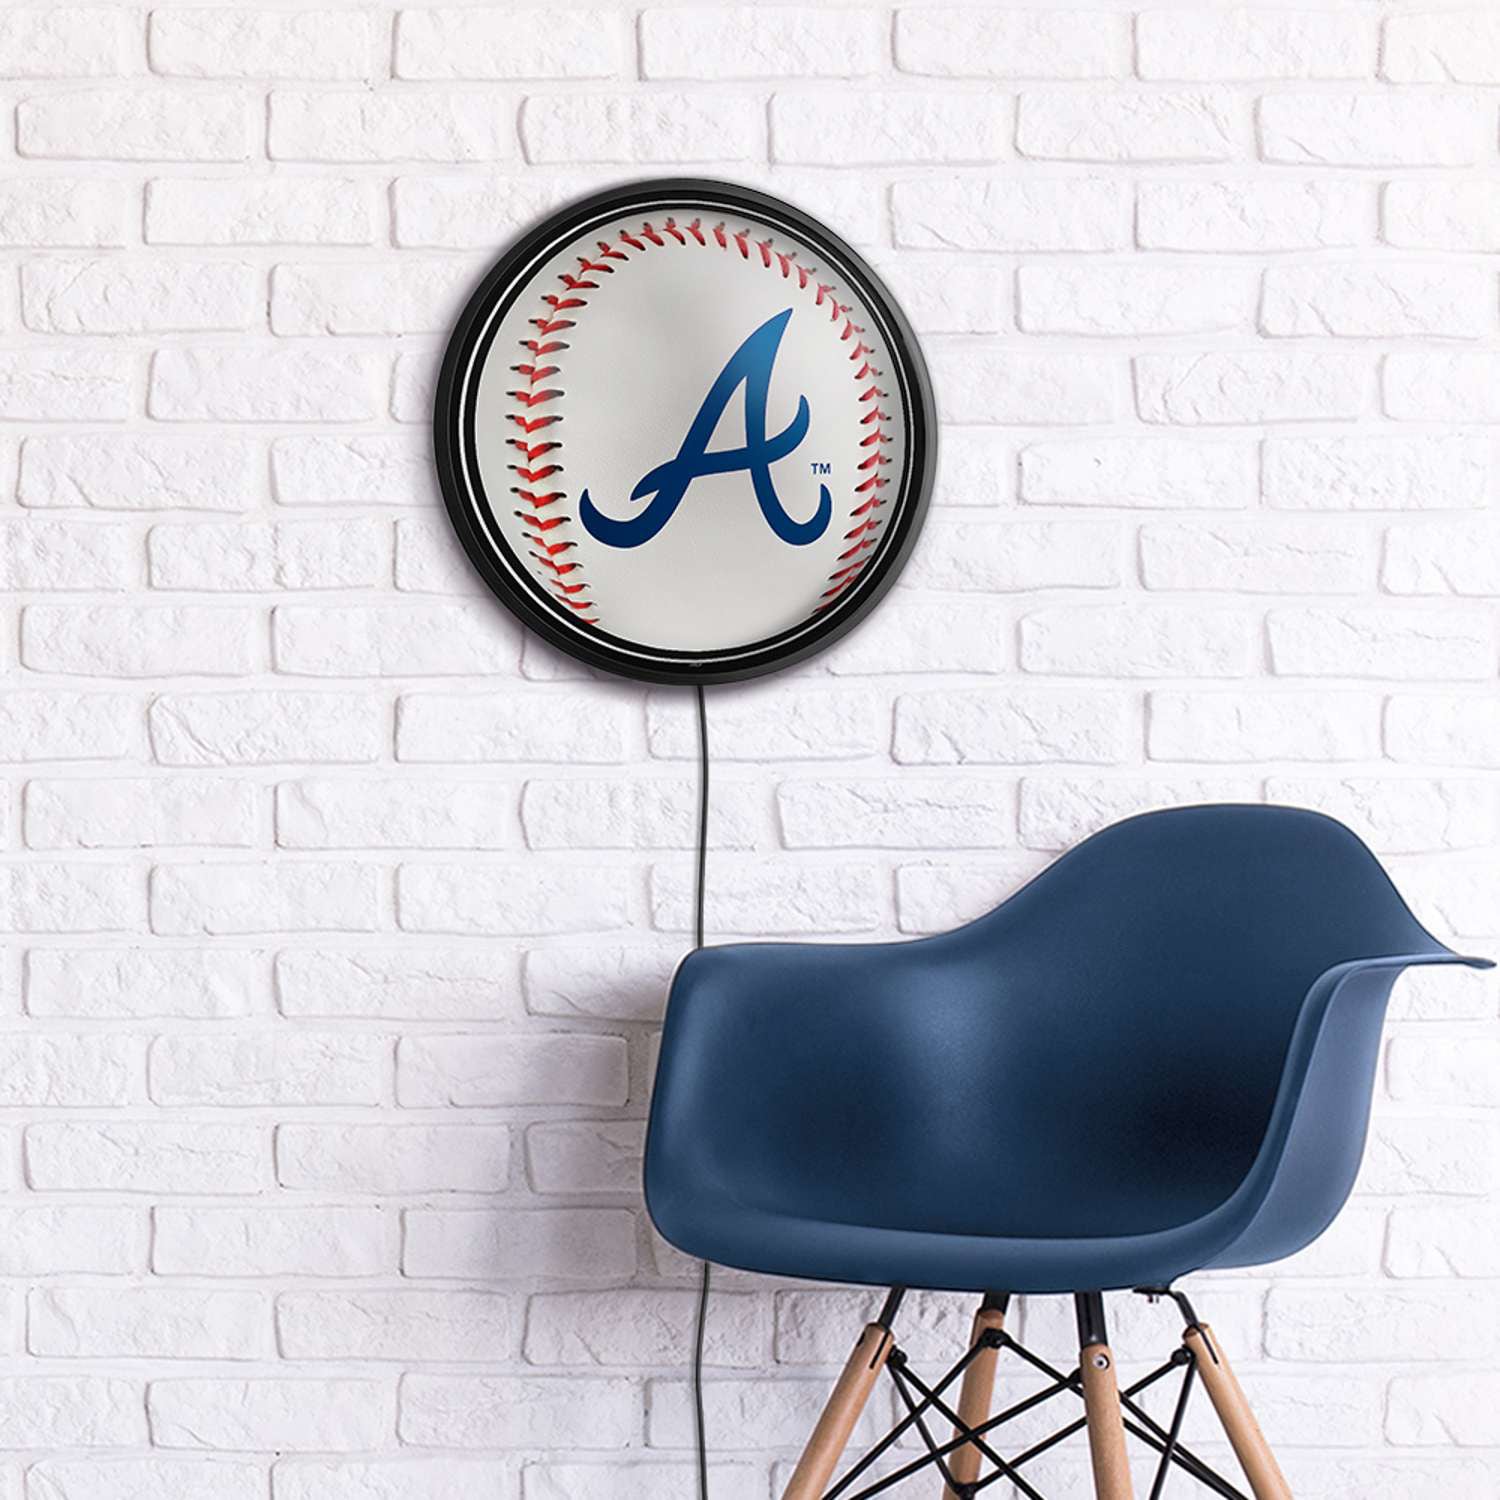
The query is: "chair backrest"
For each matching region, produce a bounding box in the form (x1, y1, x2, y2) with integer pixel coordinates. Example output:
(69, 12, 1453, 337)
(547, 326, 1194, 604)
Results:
(948, 804, 1443, 1210)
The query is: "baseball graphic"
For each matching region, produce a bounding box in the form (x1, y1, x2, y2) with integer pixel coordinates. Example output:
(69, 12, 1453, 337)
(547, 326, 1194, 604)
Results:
(435, 180, 934, 684)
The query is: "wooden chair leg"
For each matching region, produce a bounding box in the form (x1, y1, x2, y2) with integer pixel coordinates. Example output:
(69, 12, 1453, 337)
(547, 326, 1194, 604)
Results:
(942, 1293, 1009, 1497)
(781, 1319, 894, 1500)
(1078, 1294, 1135, 1500)
(1185, 1323, 1292, 1500)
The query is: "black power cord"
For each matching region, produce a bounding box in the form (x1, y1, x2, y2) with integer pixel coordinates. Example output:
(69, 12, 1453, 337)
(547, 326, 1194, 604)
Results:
(690, 683, 711, 1500)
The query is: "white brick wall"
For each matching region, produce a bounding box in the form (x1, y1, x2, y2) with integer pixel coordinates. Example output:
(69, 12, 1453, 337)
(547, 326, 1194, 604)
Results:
(0, 2, 1495, 1497)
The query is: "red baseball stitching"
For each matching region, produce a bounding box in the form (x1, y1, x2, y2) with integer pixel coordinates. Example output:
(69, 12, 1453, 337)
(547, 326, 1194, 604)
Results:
(506, 216, 892, 625)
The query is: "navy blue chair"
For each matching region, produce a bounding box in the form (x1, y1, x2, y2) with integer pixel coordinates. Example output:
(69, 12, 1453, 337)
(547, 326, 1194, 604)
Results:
(645, 805, 1488, 1500)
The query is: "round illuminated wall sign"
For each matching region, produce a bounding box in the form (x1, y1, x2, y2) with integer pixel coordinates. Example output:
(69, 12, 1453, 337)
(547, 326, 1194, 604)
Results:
(434, 179, 935, 685)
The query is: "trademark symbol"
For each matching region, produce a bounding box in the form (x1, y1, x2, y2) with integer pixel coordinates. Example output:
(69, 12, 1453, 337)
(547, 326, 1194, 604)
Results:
(810, 461, 832, 476)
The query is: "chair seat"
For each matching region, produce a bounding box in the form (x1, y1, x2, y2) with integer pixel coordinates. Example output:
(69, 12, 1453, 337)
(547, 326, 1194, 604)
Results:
(649, 1180, 1253, 1295)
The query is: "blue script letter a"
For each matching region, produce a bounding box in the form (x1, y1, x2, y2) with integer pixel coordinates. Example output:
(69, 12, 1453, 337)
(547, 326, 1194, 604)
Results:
(579, 308, 832, 548)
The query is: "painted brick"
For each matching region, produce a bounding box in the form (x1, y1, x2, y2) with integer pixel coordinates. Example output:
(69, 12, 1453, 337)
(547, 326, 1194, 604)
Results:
(1384, 179, 1500, 252)
(273, 434, 432, 507)
(1149, 690, 1381, 762)
(523, 93, 762, 164)
(1387, 1204, 1500, 1279)
(277, 1124, 512, 1194)
(19, 434, 262, 511)
(644, 7, 882, 79)
(521, 776, 758, 851)
(1384, 520, 1500, 596)
(1019, 263, 1254, 336)
(150, 348, 377, 423)
(150, 1033, 387, 1107)
(276, 949, 518, 1020)
(1267, 605, 1495, 680)
(1267, 1287, 1500, 1362)
(400, 8, 625, 79)
(392, 175, 588, 250)
(894, 688, 1133, 765)
(278, 778, 512, 850)
(1021, 603, 1253, 677)
(1385, 352, 1500, 423)
(0, 178, 126, 247)
(26, 949, 258, 1019)
(396, 1034, 628, 1107)
(822, 600, 1012, 675)
(526, 1121, 646, 1194)
(1263, 435, 1490, 512)
(893, 177, 1130, 252)
(270, 91, 512, 162)
(1018, 775, 1254, 849)
(1019, 90, 1239, 162)
(403, 1208, 635, 1280)
(277, 1290, 519, 1361)
(398, 1375, 637, 1449)
(154, 1206, 389, 1278)
(1362, 1117, 1498, 1197)
(910, 519, 1122, 591)
(150, 518, 389, 592)
(523, 944, 678, 1022)
(0, 1205, 146, 1274)
(149, 1378, 392, 1451)
(0, 350, 129, 420)
(22, 605, 259, 677)
(526, 1289, 768, 1366)
(931, 349, 1119, 425)
(868, 253, 1010, 335)
(274, 604, 517, 676)
(1262, 261, 1489, 339)
(399, 691, 631, 764)
(1389, 1036, 1500, 1108)
(1260, 93, 1487, 166)
(898, 9, 1125, 79)
(151, 862, 379, 935)
(397, 864, 631, 935)
(1138, 10, 1372, 80)
(0, 1377, 144, 1446)
(26, 1122, 264, 1193)
(150, 9, 374, 79)
(147, 178, 375, 246)
(0, 1034, 135, 1106)
(30, 1459, 264, 1500)
(1384, 10, 1500, 84)
(275, 1461, 514, 1500)
(1265, 776, 1498, 854)
(1141, 521, 1370, 592)
(1021, 438, 1255, 510)
(777, 777, 1016, 849)
(0, 9, 128, 77)
(1138, 179, 1371, 252)
(150, 692, 384, 766)
(651, 858, 883, 934)
(270, 261, 469, 337)
(1, 864, 143, 933)
(1136, 352, 1365, 425)
(773, 91, 1010, 165)
(19, 90, 249, 161)
(29, 1287, 267, 1360)
(26, 776, 256, 849)
(0, 518, 137, 590)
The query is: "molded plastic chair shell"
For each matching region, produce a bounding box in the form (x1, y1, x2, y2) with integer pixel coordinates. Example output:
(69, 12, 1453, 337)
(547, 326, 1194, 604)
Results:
(644, 805, 1489, 1293)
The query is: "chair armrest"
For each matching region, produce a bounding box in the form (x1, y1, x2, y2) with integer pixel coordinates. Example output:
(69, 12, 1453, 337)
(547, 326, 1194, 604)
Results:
(1202, 949, 1491, 1271)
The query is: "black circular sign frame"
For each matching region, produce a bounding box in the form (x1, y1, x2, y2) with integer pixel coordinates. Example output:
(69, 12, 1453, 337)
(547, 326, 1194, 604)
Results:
(433, 178, 935, 686)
